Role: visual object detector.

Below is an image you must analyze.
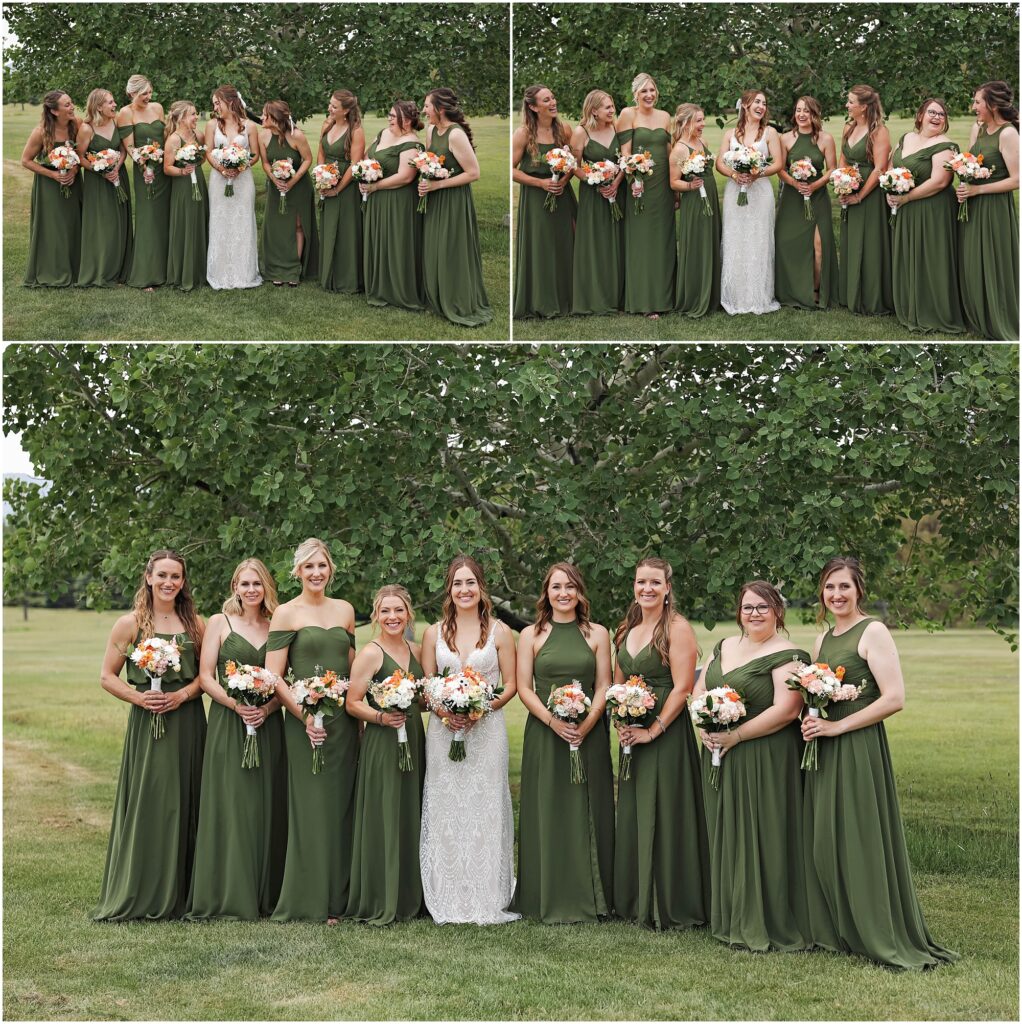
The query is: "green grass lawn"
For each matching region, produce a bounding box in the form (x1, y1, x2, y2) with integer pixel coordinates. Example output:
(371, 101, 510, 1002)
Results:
(4, 608, 1017, 1020)
(3, 106, 510, 341)
(513, 114, 996, 341)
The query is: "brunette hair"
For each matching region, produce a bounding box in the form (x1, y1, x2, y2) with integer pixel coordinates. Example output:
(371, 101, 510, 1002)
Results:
(816, 556, 867, 624)
(290, 537, 336, 584)
(83, 88, 113, 127)
(263, 99, 294, 140)
(439, 555, 492, 652)
(631, 72, 658, 104)
(914, 96, 949, 133)
(371, 584, 415, 634)
(39, 90, 77, 153)
(791, 95, 823, 144)
(672, 103, 703, 145)
(842, 83, 885, 166)
(131, 549, 203, 649)
(426, 88, 475, 149)
(534, 561, 592, 637)
(212, 85, 248, 134)
(164, 100, 197, 142)
(736, 88, 767, 143)
(322, 89, 362, 160)
(736, 580, 787, 634)
(614, 557, 676, 665)
(221, 558, 278, 620)
(392, 99, 424, 133)
(580, 90, 614, 133)
(125, 74, 152, 100)
(977, 80, 1019, 131)
(520, 84, 570, 161)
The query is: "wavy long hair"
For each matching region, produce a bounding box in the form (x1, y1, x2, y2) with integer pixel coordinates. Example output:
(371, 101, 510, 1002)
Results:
(791, 95, 823, 144)
(132, 549, 203, 649)
(521, 84, 570, 161)
(221, 558, 278, 620)
(614, 557, 675, 665)
(672, 103, 703, 146)
(392, 99, 424, 133)
(816, 556, 867, 624)
(534, 562, 592, 638)
(263, 99, 294, 141)
(164, 100, 197, 142)
(842, 83, 884, 166)
(736, 88, 767, 143)
(736, 580, 788, 634)
(580, 90, 613, 133)
(83, 88, 113, 128)
(426, 88, 475, 149)
(212, 84, 247, 135)
(39, 90, 78, 153)
(439, 555, 492, 652)
(322, 89, 362, 159)
(978, 80, 1019, 131)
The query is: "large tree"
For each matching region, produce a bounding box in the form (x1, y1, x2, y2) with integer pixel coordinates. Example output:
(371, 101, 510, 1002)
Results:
(3, 344, 1017, 637)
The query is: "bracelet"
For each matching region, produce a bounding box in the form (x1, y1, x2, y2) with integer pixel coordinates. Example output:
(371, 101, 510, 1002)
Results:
(231, 699, 239, 712)
(547, 714, 554, 727)
(376, 710, 383, 725)
(655, 714, 666, 735)
(735, 727, 743, 743)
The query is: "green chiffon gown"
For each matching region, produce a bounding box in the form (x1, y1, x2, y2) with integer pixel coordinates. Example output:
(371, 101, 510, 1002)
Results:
(269, 626, 359, 921)
(621, 126, 676, 314)
(78, 126, 132, 287)
(700, 642, 812, 952)
(775, 133, 838, 309)
(166, 149, 209, 291)
(513, 140, 576, 318)
(186, 626, 287, 920)
(421, 125, 492, 326)
(318, 130, 363, 293)
(674, 142, 721, 316)
(613, 634, 710, 930)
(346, 643, 426, 924)
(120, 120, 169, 289)
(512, 620, 615, 922)
(571, 129, 623, 315)
(94, 633, 206, 920)
(363, 135, 424, 311)
(262, 134, 319, 283)
(890, 137, 965, 334)
(25, 148, 82, 287)
(838, 133, 893, 316)
(803, 618, 959, 969)
(958, 124, 1019, 340)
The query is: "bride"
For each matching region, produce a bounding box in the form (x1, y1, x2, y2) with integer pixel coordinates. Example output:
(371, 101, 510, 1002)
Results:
(204, 85, 262, 289)
(419, 555, 520, 925)
(716, 89, 783, 315)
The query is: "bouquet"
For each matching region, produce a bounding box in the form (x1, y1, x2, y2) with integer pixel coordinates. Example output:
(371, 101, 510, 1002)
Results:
(270, 158, 295, 214)
(289, 667, 350, 774)
(129, 635, 182, 739)
(828, 164, 863, 220)
(619, 150, 655, 213)
(411, 148, 450, 213)
(131, 143, 164, 198)
(688, 686, 747, 789)
(174, 142, 207, 202)
(604, 674, 657, 781)
(722, 145, 765, 206)
(351, 157, 383, 206)
(42, 144, 80, 198)
(369, 670, 421, 771)
(90, 148, 128, 203)
(678, 150, 713, 216)
(879, 166, 915, 225)
(788, 156, 818, 220)
(311, 161, 340, 202)
(543, 147, 576, 212)
(580, 158, 622, 219)
(546, 681, 591, 784)
(785, 660, 865, 770)
(210, 143, 252, 197)
(223, 661, 281, 768)
(945, 150, 993, 222)
(423, 666, 504, 761)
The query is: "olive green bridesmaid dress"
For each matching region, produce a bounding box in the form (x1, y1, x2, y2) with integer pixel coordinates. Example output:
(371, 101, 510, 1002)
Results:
(613, 634, 709, 930)
(363, 134, 424, 311)
(837, 132, 893, 316)
(421, 125, 492, 326)
(187, 625, 287, 920)
(775, 133, 838, 309)
(166, 142, 209, 291)
(318, 129, 363, 294)
(121, 119, 169, 289)
(572, 129, 623, 315)
(512, 620, 615, 922)
(270, 626, 359, 921)
(78, 126, 132, 287)
(958, 124, 1019, 340)
(513, 140, 576, 318)
(261, 133, 319, 283)
(804, 618, 959, 969)
(621, 125, 676, 314)
(346, 643, 426, 924)
(94, 633, 206, 920)
(700, 641, 812, 952)
(25, 144, 82, 287)
(890, 136, 965, 334)
(674, 141, 721, 316)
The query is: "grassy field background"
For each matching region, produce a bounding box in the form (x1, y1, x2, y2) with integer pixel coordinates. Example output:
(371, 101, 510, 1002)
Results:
(3, 105, 510, 341)
(513, 114, 995, 341)
(3, 608, 1017, 1020)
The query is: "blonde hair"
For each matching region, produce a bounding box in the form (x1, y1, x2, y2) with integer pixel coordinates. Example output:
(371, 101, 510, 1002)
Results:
(290, 537, 336, 583)
(672, 103, 703, 145)
(165, 100, 197, 141)
(371, 584, 415, 634)
(221, 558, 278, 619)
(631, 73, 658, 104)
(580, 90, 613, 132)
(126, 75, 152, 100)
(84, 89, 113, 127)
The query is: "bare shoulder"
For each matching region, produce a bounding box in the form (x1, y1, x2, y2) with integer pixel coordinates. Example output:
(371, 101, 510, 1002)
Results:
(518, 622, 536, 643)
(820, 129, 835, 144)
(669, 613, 697, 642)
(570, 124, 586, 142)
(863, 618, 893, 641)
(111, 611, 138, 641)
(152, 102, 165, 116)
(589, 621, 610, 643)
(512, 124, 529, 143)
(616, 107, 636, 129)
(421, 622, 438, 643)
(116, 106, 133, 124)
(493, 619, 514, 640)
(409, 640, 423, 661)
(269, 599, 301, 629)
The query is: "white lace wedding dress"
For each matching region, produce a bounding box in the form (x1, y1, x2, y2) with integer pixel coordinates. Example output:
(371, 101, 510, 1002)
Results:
(720, 133, 780, 315)
(420, 626, 519, 925)
(207, 125, 262, 290)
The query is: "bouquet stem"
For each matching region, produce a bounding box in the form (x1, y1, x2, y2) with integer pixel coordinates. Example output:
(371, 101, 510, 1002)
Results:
(417, 178, 429, 214)
(190, 169, 201, 202)
(803, 195, 814, 221)
(958, 200, 969, 223)
(278, 190, 288, 215)
(699, 184, 712, 217)
(224, 181, 235, 198)
(619, 744, 633, 782)
(147, 675, 165, 740)
(737, 184, 749, 207)
(569, 741, 587, 785)
(113, 177, 128, 204)
(448, 728, 467, 762)
(801, 707, 820, 771)
(544, 174, 560, 213)
(709, 747, 722, 790)
(242, 722, 260, 770)
(311, 711, 326, 774)
(397, 722, 413, 772)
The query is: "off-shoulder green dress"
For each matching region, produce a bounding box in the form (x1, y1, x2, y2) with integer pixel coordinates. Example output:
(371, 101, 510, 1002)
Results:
(120, 119, 169, 289)
(674, 141, 721, 316)
(78, 124, 132, 286)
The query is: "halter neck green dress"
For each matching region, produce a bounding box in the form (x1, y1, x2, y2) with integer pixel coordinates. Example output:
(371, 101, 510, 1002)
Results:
(262, 133, 319, 282)
(187, 624, 287, 920)
(958, 124, 1019, 340)
(120, 119, 169, 289)
(318, 128, 363, 294)
(803, 618, 959, 969)
(613, 632, 710, 930)
(674, 140, 721, 316)
(421, 125, 493, 326)
(838, 131, 894, 316)
(512, 620, 615, 922)
(572, 128, 623, 315)
(775, 132, 838, 309)
(78, 124, 132, 287)
(513, 139, 576, 318)
(166, 133, 209, 291)
(700, 640, 812, 951)
(269, 625, 358, 921)
(94, 633, 206, 920)
(25, 132, 82, 287)
(890, 136, 965, 334)
(346, 643, 426, 924)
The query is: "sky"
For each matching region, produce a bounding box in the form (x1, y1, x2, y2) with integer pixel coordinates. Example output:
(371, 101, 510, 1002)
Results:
(2, 432, 36, 476)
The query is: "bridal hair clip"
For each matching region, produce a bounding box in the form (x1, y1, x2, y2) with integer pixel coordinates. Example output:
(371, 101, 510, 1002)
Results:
(237, 91, 247, 109)
(288, 116, 296, 132)
(735, 98, 743, 112)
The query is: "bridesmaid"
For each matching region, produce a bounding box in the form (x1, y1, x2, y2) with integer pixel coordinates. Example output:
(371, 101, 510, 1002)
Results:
(76, 88, 131, 287)
(775, 96, 839, 309)
(21, 90, 82, 287)
(512, 562, 615, 923)
(267, 538, 358, 923)
(360, 99, 425, 311)
(345, 585, 426, 924)
(838, 84, 894, 316)
(188, 559, 286, 920)
(668, 103, 721, 316)
(419, 88, 493, 326)
(163, 101, 209, 291)
(886, 97, 965, 334)
(802, 557, 959, 969)
(317, 89, 365, 294)
(512, 84, 576, 318)
(259, 100, 318, 286)
(569, 89, 624, 315)
(617, 73, 676, 316)
(93, 550, 206, 920)
(692, 581, 811, 952)
(612, 558, 709, 930)
(957, 81, 1019, 340)
(117, 74, 168, 291)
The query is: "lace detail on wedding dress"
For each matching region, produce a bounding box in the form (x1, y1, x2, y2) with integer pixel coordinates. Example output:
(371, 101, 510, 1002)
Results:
(207, 126, 262, 290)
